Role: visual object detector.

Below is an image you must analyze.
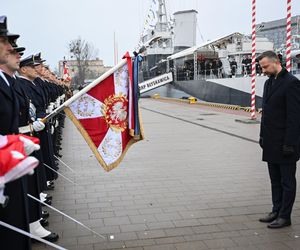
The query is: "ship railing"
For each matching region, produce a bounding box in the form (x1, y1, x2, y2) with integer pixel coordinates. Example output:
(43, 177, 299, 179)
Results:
(140, 68, 300, 84)
(174, 66, 266, 81)
(175, 67, 226, 81)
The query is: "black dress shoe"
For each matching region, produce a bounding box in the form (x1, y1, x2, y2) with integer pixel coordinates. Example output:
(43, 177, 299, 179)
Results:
(48, 180, 55, 185)
(40, 218, 49, 227)
(42, 211, 49, 219)
(42, 232, 59, 242)
(42, 198, 52, 206)
(268, 218, 291, 229)
(46, 185, 54, 191)
(46, 182, 55, 190)
(45, 195, 53, 200)
(46, 197, 52, 204)
(259, 212, 278, 223)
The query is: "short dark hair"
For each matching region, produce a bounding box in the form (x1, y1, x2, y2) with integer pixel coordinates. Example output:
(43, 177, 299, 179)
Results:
(257, 51, 278, 62)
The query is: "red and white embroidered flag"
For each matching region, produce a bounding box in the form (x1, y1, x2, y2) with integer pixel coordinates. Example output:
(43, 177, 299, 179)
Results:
(64, 54, 143, 172)
(0, 134, 40, 186)
(63, 60, 71, 81)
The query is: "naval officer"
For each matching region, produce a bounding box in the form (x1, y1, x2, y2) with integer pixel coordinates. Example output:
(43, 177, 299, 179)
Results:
(0, 15, 31, 250)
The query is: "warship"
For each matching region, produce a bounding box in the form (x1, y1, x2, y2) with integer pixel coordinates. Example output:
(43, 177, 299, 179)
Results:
(138, 0, 300, 108)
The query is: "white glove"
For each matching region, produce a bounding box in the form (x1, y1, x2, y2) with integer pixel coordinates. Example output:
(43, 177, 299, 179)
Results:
(47, 105, 53, 113)
(19, 136, 40, 155)
(28, 169, 35, 175)
(32, 119, 45, 132)
(10, 150, 25, 160)
(51, 125, 55, 134)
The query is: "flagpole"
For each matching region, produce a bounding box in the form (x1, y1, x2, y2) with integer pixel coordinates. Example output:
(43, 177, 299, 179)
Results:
(43, 58, 128, 122)
(286, 0, 292, 72)
(250, 0, 257, 120)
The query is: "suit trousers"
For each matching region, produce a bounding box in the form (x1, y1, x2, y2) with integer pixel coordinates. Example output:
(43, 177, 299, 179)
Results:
(268, 162, 297, 219)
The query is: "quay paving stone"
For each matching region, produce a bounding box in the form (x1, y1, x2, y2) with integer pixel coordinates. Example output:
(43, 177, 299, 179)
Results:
(33, 98, 300, 249)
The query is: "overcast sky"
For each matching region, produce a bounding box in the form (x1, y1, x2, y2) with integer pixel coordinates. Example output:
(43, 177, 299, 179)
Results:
(2, 0, 300, 71)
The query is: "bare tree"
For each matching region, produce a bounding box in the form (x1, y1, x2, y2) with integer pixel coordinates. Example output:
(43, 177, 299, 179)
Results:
(68, 37, 99, 87)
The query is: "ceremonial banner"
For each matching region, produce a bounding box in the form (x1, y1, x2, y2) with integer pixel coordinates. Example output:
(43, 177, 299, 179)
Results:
(62, 60, 71, 81)
(63, 53, 144, 172)
(0, 134, 40, 205)
(0, 134, 40, 186)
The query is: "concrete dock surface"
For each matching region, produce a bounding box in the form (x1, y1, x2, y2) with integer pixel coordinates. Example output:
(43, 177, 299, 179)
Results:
(33, 98, 300, 250)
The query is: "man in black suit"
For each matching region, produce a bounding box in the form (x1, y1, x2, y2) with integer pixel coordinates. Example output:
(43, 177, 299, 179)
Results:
(258, 50, 300, 229)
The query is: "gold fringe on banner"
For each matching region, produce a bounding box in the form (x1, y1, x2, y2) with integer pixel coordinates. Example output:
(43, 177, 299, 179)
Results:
(64, 107, 144, 172)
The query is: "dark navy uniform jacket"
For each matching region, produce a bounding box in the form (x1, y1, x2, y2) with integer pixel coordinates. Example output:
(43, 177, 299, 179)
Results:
(0, 71, 31, 250)
(19, 76, 47, 118)
(4, 73, 31, 127)
(0, 71, 19, 134)
(34, 77, 50, 106)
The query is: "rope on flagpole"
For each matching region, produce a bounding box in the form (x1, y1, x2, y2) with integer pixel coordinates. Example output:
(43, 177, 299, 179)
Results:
(27, 194, 106, 240)
(0, 221, 67, 250)
(251, 0, 257, 120)
(286, 0, 292, 72)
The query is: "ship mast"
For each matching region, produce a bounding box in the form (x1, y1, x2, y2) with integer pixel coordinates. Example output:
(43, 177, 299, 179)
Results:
(156, 0, 169, 32)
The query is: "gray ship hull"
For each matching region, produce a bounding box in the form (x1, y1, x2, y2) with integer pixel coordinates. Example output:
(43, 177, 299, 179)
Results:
(173, 74, 300, 108)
